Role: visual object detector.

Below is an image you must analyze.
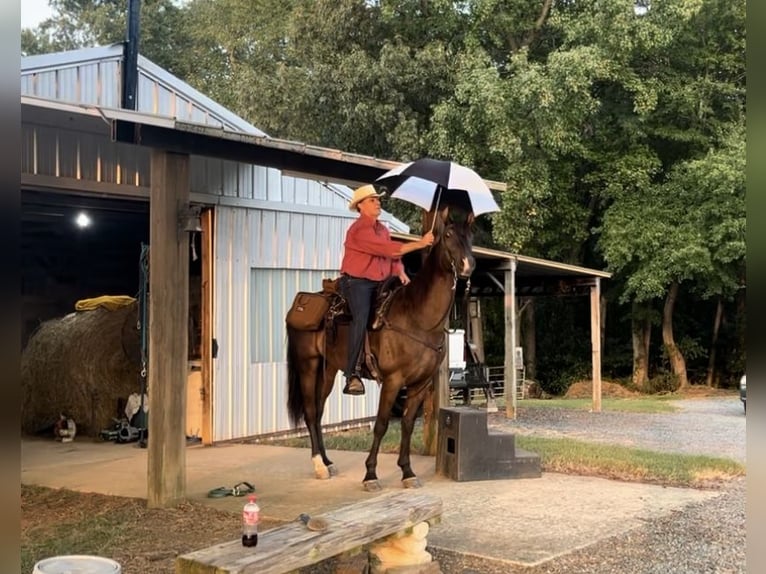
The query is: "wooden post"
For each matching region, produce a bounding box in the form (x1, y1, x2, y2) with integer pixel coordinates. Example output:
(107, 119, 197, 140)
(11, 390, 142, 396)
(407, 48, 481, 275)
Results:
(504, 259, 517, 419)
(590, 278, 602, 413)
(147, 150, 190, 507)
(422, 318, 449, 456)
(468, 298, 485, 363)
(200, 208, 214, 445)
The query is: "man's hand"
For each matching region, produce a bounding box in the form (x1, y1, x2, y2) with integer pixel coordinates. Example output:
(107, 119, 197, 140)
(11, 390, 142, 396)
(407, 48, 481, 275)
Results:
(398, 271, 411, 285)
(420, 231, 435, 247)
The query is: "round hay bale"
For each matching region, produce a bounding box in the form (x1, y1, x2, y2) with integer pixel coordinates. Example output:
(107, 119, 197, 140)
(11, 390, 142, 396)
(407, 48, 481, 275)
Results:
(21, 301, 141, 437)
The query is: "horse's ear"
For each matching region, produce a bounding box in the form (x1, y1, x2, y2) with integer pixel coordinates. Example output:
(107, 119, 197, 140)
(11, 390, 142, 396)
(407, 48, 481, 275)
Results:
(438, 206, 450, 223)
(467, 212, 475, 227)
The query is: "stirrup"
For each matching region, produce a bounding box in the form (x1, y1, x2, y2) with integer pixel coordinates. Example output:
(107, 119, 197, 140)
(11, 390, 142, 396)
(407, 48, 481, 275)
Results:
(343, 376, 365, 395)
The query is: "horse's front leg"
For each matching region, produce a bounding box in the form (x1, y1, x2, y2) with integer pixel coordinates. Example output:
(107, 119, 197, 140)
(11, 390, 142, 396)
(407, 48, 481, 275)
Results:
(397, 387, 426, 489)
(363, 380, 402, 491)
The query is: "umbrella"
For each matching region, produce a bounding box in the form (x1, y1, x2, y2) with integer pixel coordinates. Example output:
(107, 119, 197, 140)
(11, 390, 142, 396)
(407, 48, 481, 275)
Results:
(375, 158, 500, 216)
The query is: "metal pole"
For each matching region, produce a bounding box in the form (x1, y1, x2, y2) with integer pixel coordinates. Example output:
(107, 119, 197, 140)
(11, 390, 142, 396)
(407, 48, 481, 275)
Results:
(122, 0, 141, 110)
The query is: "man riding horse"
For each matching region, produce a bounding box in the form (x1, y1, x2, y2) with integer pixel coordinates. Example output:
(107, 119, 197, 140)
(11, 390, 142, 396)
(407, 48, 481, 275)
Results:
(339, 184, 434, 395)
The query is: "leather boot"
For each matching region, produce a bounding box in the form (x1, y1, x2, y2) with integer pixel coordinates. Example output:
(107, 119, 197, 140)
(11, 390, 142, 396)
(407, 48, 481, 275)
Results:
(343, 375, 365, 395)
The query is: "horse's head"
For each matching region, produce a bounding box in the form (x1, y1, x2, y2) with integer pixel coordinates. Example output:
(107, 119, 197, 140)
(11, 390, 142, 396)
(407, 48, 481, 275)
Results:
(430, 207, 476, 279)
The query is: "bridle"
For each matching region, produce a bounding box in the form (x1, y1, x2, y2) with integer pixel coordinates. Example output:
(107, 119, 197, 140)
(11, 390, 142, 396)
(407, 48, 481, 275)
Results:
(380, 223, 472, 353)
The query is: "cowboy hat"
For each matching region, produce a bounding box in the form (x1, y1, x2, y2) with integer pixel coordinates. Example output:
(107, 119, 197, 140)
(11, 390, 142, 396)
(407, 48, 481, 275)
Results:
(348, 184, 385, 211)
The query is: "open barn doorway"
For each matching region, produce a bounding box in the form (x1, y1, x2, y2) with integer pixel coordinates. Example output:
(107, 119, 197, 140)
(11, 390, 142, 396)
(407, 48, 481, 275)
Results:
(21, 189, 213, 442)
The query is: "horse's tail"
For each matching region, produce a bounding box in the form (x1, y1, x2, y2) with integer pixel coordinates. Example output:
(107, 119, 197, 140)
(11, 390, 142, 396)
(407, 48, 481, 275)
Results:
(286, 327, 307, 427)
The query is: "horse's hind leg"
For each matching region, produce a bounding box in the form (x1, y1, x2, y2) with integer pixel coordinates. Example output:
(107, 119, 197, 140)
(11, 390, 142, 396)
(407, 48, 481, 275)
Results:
(314, 363, 339, 477)
(302, 358, 333, 480)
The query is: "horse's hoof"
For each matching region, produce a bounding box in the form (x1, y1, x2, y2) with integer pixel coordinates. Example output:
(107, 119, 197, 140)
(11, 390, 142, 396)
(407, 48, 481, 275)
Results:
(402, 477, 422, 489)
(363, 480, 383, 492)
(327, 464, 338, 477)
(312, 455, 330, 480)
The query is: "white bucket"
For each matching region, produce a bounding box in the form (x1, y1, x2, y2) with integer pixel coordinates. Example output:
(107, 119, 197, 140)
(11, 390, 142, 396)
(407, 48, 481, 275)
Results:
(33, 555, 121, 574)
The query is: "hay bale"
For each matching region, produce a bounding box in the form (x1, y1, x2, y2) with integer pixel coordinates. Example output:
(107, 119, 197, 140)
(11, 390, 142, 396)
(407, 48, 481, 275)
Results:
(21, 301, 141, 437)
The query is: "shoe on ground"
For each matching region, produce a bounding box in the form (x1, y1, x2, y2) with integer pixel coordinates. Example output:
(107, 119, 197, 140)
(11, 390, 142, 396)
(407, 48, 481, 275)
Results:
(343, 376, 365, 395)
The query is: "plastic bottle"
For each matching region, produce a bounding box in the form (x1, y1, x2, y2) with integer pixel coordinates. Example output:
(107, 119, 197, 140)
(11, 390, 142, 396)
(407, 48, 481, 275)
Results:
(242, 494, 260, 547)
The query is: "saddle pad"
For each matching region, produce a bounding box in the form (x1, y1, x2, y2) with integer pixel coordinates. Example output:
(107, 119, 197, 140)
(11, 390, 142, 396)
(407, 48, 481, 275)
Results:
(286, 292, 330, 331)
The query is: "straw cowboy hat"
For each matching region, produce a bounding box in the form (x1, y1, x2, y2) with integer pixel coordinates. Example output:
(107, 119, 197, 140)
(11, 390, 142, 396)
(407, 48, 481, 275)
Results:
(348, 184, 385, 211)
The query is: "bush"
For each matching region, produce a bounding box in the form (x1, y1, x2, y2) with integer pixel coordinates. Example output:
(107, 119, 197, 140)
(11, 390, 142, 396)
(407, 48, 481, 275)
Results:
(643, 372, 680, 394)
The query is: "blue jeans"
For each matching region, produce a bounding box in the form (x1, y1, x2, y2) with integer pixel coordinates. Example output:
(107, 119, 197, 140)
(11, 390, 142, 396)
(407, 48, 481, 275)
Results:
(341, 276, 380, 378)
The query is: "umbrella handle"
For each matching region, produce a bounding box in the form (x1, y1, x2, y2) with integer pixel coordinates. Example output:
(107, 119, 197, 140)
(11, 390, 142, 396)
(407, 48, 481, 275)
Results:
(429, 186, 444, 232)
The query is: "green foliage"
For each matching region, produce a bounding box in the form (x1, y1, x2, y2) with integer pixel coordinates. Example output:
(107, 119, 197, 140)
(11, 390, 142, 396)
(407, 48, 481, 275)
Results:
(517, 435, 744, 486)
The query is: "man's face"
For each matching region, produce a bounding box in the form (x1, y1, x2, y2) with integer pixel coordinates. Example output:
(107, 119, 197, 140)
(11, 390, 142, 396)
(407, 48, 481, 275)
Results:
(358, 196, 382, 218)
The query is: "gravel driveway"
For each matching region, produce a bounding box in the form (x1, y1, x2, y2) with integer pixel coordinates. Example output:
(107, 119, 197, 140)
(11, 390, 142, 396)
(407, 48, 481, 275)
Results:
(479, 396, 747, 574)
(488, 396, 746, 463)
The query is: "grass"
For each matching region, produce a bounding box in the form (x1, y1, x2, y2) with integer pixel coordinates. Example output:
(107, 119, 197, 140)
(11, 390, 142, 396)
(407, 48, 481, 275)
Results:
(515, 435, 744, 487)
(268, 420, 744, 488)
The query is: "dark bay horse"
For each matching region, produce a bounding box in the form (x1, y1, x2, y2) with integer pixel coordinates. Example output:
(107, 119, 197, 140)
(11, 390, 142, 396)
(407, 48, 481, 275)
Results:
(286, 207, 476, 491)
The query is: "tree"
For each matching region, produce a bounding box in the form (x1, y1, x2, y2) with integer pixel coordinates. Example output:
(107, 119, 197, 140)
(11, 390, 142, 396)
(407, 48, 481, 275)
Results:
(601, 122, 745, 388)
(22, 0, 193, 77)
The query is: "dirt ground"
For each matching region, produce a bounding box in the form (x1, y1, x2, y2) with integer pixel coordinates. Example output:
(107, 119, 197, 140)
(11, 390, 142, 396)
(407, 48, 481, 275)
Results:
(21, 484, 285, 574)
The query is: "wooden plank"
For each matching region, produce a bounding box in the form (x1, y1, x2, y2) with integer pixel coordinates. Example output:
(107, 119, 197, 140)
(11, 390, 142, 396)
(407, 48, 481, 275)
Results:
(147, 150, 190, 508)
(590, 278, 602, 413)
(504, 261, 517, 419)
(176, 491, 442, 574)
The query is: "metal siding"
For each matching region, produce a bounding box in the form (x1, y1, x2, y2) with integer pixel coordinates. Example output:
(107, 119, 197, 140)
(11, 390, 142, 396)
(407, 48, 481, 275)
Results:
(21, 123, 151, 186)
(267, 168, 282, 202)
(58, 67, 79, 102)
(238, 164, 254, 200)
(98, 61, 121, 107)
(221, 161, 240, 197)
(79, 64, 99, 105)
(214, 205, 381, 441)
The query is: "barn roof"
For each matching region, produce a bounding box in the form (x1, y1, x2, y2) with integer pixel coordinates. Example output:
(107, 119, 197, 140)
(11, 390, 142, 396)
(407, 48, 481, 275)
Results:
(21, 45, 412, 230)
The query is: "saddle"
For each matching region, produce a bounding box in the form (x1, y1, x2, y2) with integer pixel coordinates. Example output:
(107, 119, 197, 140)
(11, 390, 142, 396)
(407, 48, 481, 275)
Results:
(321, 276, 403, 382)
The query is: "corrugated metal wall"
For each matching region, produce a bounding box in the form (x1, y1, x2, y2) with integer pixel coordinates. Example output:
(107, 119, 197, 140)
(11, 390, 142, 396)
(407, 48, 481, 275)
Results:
(21, 123, 150, 185)
(213, 205, 382, 441)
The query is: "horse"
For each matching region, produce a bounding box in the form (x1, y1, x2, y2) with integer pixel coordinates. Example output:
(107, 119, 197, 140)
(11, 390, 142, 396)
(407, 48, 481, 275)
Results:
(286, 207, 476, 491)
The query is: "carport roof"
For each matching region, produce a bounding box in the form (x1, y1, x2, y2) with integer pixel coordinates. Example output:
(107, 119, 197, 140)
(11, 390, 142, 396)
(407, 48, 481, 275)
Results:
(392, 232, 610, 296)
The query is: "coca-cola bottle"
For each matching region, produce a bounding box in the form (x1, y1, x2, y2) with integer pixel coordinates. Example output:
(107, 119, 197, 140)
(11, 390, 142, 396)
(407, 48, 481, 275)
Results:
(242, 494, 260, 547)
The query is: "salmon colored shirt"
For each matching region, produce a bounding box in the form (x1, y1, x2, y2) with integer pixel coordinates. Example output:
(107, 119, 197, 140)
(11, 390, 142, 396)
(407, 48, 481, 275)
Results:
(340, 215, 404, 280)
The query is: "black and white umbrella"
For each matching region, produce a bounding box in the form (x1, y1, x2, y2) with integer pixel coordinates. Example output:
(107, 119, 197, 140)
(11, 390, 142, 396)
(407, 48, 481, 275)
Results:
(375, 158, 500, 216)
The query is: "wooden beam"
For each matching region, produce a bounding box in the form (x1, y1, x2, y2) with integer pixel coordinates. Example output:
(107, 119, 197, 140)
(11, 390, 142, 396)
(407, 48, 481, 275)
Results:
(176, 491, 443, 574)
(590, 278, 602, 413)
(504, 260, 517, 419)
(200, 208, 214, 445)
(147, 150, 190, 507)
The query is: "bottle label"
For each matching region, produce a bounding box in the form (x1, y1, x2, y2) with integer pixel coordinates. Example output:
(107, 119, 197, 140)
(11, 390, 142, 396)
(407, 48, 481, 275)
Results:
(243, 509, 260, 525)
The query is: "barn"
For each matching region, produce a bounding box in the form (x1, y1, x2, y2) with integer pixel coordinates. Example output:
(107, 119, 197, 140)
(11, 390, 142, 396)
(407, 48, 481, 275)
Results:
(21, 44, 413, 444)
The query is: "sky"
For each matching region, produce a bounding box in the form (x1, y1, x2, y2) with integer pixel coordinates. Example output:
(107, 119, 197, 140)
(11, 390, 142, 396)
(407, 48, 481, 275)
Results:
(21, 0, 54, 29)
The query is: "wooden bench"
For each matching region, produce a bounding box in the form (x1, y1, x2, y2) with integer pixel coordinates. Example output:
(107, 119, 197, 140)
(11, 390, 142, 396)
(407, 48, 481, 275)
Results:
(176, 491, 443, 574)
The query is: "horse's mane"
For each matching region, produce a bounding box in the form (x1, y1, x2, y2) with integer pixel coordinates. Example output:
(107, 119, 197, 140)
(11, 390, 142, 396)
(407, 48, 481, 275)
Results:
(394, 240, 447, 316)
